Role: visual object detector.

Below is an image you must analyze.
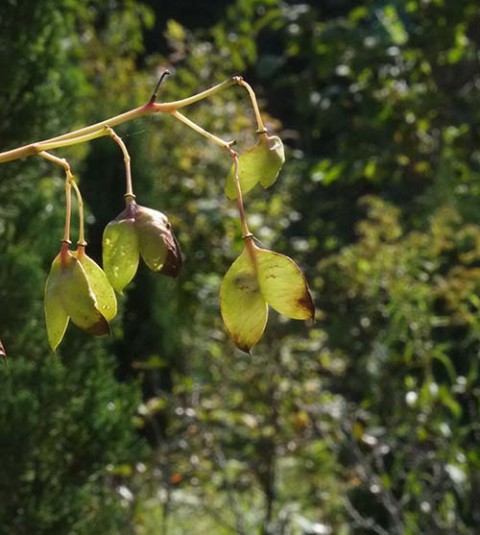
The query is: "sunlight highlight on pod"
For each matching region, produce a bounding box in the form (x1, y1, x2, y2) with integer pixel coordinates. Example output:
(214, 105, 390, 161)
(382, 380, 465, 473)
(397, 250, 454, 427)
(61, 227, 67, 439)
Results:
(44, 243, 117, 351)
(102, 199, 182, 294)
(225, 134, 285, 199)
(220, 242, 314, 353)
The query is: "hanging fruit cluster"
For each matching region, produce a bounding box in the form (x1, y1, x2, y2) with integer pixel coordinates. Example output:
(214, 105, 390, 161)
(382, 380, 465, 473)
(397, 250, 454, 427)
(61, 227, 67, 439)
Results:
(220, 134, 314, 352)
(44, 202, 182, 351)
(0, 76, 314, 356)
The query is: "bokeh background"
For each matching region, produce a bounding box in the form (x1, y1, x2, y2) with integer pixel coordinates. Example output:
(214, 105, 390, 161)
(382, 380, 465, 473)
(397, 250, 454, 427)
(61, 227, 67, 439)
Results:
(1, 1, 480, 533)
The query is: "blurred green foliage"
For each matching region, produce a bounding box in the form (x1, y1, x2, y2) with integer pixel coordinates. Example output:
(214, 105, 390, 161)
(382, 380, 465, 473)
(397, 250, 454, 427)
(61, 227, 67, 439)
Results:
(2, 0, 480, 533)
(0, 351, 145, 535)
(0, 1, 148, 532)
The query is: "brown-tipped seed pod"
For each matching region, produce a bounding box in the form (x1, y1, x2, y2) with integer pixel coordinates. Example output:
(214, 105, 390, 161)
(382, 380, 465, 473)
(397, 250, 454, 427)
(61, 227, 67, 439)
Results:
(44, 243, 117, 351)
(102, 200, 182, 294)
(220, 243, 314, 353)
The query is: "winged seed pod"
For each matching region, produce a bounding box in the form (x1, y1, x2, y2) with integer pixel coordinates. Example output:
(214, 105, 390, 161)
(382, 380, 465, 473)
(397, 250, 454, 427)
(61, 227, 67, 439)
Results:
(102, 199, 182, 293)
(220, 243, 314, 353)
(225, 134, 285, 199)
(44, 243, 117, 351)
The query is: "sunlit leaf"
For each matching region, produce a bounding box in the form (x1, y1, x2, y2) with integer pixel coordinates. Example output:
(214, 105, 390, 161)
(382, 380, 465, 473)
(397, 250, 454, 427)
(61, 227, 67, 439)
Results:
(256, 246, 314, 320)
(225, 135, 285, 199)
(44, 253, 70, 351)
(220, 247, 268, 352)
(59, 251, 109, 335)
(103, 218, 139, 293)
(136, 205, 182, 276)
(76, 249, 117, 321)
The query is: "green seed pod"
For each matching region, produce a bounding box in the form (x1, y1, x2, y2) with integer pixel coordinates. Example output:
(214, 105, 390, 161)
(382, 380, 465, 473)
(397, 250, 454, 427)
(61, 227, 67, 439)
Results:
(45, 244, 114, 351)
(102, 200, 182, 294)
(61, 254, 109, 336)
(103, 203, 140, 294)
(75, 246, 117, 321)
(220, 243, 314, 353)
(44, 252, 70, 351)
(225, 134, 285, 199)
(45, 242, 117, 351)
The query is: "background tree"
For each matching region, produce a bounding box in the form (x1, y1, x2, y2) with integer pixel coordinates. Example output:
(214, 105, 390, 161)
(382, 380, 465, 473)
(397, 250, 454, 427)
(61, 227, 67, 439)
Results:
(0, 1, 148, 533)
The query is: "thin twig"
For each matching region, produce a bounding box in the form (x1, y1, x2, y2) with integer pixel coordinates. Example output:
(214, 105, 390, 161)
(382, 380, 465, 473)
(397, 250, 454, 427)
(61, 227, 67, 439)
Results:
(214, 447, 247, 535)
(344, 495, 391, 535)
(105, 126, 134, 198)
(0, 76, 266, 171)
(230, 151, 250, 238)
(38, 151, 74, 243)
(230, 150, 257, 270)
(0, 77, 241, 164)
(70, 180, 86, 246)
(150, 70, 171, 103)
(170, 110, 235, 151)
(236, 79, 267, 133)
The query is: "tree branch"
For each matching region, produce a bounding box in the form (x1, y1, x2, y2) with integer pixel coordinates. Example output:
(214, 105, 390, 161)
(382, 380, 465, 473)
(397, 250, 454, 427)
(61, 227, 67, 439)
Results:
(0, 76, 247, 165)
